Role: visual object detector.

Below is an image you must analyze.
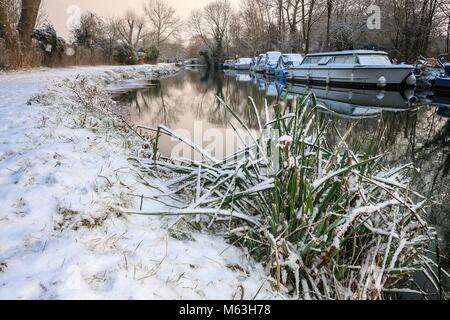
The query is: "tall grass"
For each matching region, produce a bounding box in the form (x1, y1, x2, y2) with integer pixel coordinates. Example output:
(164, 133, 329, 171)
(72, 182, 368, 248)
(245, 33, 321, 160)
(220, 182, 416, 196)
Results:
(127, 93, 447, 300)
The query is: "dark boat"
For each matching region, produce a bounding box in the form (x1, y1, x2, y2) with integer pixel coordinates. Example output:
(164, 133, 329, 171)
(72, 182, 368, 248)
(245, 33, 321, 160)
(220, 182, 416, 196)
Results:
(433, 63, 450, 95)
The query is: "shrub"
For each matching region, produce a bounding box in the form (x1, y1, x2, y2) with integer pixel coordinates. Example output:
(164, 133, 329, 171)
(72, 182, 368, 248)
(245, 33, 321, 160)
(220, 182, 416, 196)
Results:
(113, 43, 137, 65)
(32, 24, 65, 56)
(141, 46, 160, 64)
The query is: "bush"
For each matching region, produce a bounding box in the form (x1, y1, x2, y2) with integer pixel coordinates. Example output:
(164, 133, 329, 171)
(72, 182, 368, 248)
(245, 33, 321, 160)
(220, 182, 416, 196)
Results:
(32, 24, 65, 55)
(139, 46, 160, 64)
(113, 43, 137, 65)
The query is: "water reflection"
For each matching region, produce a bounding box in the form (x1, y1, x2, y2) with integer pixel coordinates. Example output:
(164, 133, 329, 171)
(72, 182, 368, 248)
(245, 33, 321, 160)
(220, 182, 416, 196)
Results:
(110, 68, 450, 285)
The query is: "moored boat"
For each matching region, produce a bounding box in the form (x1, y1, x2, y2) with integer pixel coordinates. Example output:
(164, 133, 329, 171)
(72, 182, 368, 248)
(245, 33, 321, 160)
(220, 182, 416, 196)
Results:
(235, 58, 253, 70)
(285, 50, 416, 89)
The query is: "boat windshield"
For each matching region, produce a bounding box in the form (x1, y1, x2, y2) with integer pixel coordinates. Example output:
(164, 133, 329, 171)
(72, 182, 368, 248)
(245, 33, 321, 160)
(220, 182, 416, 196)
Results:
(358, 54, 392, 65)
(238, 58, 252, 64)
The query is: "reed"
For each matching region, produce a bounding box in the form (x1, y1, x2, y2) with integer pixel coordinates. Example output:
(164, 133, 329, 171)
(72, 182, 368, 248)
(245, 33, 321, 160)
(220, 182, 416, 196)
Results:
(127, 93, 447, 300)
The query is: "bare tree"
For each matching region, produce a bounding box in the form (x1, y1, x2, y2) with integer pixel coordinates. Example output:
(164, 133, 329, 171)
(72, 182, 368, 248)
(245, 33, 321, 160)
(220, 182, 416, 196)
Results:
(102, 17, 120, 60)
(117, 10, 145, 49)
(72, 12, 104, 48)
(143, 0, 183, 50)
(441, 0, 450, 56)
(383, 0, 441, 61)
(0, 1, 14, 42)
(299, 0, 325, 53)
(189, 0, 234, 66)
(1, 0, 23, 66)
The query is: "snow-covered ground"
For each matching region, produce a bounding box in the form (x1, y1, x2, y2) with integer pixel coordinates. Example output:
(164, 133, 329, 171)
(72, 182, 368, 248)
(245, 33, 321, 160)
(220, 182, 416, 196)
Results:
(0, 65, 278, 300)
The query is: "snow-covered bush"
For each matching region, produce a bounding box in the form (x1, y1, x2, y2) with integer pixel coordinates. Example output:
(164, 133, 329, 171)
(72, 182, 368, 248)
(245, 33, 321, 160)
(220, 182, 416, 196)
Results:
(32, 24, 65, 55)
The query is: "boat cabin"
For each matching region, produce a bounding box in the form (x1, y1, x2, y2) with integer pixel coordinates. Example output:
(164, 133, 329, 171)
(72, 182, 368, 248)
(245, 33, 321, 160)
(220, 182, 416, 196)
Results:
(299, 50, 392, 67)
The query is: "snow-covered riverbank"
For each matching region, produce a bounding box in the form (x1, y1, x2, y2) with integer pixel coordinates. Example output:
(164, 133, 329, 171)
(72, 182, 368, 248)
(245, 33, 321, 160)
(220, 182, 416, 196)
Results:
(0, 64, 278, 300)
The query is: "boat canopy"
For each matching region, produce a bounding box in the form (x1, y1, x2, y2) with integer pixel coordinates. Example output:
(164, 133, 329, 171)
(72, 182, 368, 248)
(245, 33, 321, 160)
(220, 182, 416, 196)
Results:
(266, 51, 282, 63)
(236, 58, 252, 64)
(301, 50, 392, 66)
(305, 50, 389, 57)
(278, 54, 304, 68)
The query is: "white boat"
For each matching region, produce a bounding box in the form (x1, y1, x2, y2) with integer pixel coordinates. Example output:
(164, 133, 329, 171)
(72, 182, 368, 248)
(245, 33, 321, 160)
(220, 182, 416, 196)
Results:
(254, 54, 267, 73)
(285, 50, 416, 89)
(275, 53, 304, 77)
(235, 58, 253, 70)
(264, 51, 282, 75)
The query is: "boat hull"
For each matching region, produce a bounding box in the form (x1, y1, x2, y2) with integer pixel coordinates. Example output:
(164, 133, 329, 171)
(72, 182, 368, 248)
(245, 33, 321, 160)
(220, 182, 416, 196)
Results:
(434, 76, 450, 96)
(235, 64, 251, 70)
(254, 65, 266, 73)
(265, 66, 277, 75)
(285, 65, 415, 89)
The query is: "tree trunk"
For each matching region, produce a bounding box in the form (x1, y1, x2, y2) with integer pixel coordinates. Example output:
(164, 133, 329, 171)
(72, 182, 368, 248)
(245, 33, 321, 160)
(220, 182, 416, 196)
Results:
(0, 2, 12, 41)
(17, 0, 41, 47)
(325, 0, 333, 51)
(447, 16, 450, 57)
(0, 2, 23, 67)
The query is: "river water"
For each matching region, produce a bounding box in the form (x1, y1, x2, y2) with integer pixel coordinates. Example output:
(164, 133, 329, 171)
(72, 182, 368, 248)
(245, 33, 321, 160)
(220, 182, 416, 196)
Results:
(109, 67, 450, 296)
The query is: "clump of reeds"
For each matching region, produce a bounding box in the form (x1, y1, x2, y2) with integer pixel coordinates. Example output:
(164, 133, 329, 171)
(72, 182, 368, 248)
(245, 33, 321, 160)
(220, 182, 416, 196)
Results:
(127, 93, 447, 300)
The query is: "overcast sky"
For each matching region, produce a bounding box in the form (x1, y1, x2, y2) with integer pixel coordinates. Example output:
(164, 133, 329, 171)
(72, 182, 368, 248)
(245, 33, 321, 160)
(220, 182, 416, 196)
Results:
(42, 0, 239, 39)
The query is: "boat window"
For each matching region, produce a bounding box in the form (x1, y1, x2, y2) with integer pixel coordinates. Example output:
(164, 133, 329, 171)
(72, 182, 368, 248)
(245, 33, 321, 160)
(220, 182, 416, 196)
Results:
(318, 56, 332, 65)
(358, 55, 392, 65)
(302, 56, 322, 65)
(331, 55, 359, 65)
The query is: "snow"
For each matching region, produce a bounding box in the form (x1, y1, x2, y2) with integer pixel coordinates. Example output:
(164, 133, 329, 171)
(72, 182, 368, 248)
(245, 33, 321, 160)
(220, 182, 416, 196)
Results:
(0, 64, 278, 300)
